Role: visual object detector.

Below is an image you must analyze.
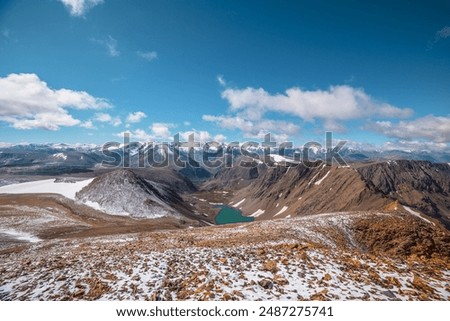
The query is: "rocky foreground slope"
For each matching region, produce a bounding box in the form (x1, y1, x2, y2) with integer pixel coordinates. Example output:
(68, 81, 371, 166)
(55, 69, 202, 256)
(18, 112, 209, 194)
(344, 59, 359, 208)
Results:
(1, 210, 449, 301)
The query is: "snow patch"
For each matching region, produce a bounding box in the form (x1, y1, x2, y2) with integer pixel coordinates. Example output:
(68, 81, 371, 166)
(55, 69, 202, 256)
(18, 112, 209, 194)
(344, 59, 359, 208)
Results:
(232, 198, 246, 207)
(269, 154, 299, 164)
(403, 206, 435, 225)
(250, 209, 265, 217)
(307, 171, 321, 186)
(82, 200, 130, 216)
(387, 160, 398, 166)
(52, 153, 67, 160)
(314, 170, 330, 185)
(274, 206, 288, 217)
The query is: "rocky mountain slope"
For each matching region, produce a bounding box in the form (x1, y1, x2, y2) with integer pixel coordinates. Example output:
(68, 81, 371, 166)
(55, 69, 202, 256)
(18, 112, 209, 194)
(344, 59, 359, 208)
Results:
(202, 157, 267, 190)
(76, 169, 193, 219)
(1, 211, 449, 300)
(357, 160, 450, 227)
(221, 160, 450, 228)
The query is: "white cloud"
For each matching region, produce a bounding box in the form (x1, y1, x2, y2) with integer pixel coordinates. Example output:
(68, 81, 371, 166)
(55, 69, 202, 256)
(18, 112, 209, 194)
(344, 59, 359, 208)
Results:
(428, 26, 450, 49)
(92, 35, 119, 57)
(112, 118, 121, 126)
(180, 130, 211, 143)
(217, 75, 226, 86)
(213, 134, 227, 143)
(0, 73, 110, 130)
(137, 51, 158, 61)
(434, 26, 450, 45)
(178, 130, 227, 143)
(150, 123, 175, 138)
(94, 112, 112, 122)
(203, 83, 413, 141)
(367, 115, 450, 143)
(126, 111, 147, 123)
(0, 113, 80, 131)
(116, 129, 153, 142)
(116, 124, 179, 142)
(381, 140, 449, 152)
(59, 0, 104, 17)
(221, 85, 412, 122)
(202, 115, 300, 141)
(339, 139, 449, 152)
(94, 112, 121, 126)
(436, 26, 450, 40)
(80, 120, 96, 129)
(183, 121, 191, 126)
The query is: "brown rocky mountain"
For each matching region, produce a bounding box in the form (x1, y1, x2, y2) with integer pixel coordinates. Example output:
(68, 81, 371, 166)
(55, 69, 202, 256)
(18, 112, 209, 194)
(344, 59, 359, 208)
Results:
(219, 160, 450, 228)
(202, 156, 267, 190)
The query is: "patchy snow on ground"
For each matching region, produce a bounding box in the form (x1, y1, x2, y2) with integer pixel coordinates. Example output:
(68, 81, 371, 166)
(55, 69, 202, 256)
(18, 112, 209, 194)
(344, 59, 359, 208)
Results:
(1, 211, 449, 301)
(0, 178, 94, 200)
(0, 228, 41, 243)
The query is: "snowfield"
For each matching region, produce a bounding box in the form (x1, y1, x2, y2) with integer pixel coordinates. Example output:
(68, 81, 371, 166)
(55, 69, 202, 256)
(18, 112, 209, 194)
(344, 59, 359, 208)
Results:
(0, 178, 94, 200)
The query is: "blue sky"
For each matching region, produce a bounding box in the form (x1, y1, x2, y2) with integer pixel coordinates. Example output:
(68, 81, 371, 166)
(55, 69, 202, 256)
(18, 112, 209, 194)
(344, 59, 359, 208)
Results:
(0, 0, 449, 150)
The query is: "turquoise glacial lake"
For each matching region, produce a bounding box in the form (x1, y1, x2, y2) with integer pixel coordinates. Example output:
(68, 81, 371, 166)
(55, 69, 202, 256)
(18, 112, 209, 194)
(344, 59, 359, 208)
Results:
(214, 206, 254, 225)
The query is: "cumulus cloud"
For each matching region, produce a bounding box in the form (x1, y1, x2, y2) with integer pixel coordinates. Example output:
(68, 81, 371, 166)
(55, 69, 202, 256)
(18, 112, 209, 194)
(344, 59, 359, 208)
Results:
(116, 129, 152, 142)
(116, 127, 225, 144)
(94, 112, 121, 126)
(94, 112, 112, 122)
(126, 111, 147, 123)
(203, 83, 413, 141)
(202, 114, 299, 141)
(80, 120, 96, 129)
(92, 35, 119, 57)
(59, 0, 104, 17)
(150, 123, 175, 138)
(340, 139, 449, 152)
(179, 130, 226, 143)
(367, 115, 450, 143)
(381, 140, 449, 152)
(137, 51, 158, 61)
(116, 126, 173, 142)
(221, 85, 412, 122)
(0, 73, 110, 130)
